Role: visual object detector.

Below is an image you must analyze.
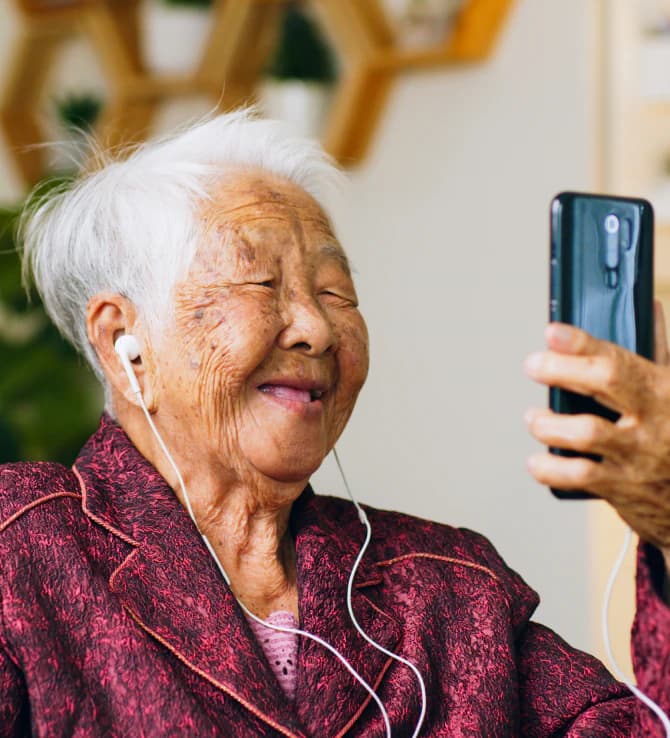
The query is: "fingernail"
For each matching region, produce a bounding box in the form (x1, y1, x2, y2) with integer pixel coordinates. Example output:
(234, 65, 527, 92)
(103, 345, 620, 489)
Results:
(548, 323, 574, 347)
(524, 408, 538, 425)
(526, 456, 538, 472)
(524, 352, 543, 375)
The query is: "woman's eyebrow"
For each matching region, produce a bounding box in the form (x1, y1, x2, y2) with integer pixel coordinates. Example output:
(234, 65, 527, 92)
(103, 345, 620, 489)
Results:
(320, 243, 351, 276)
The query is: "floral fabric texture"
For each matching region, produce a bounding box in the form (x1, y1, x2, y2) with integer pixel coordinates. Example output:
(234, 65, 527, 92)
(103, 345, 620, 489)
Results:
(0, 414, 668, 736)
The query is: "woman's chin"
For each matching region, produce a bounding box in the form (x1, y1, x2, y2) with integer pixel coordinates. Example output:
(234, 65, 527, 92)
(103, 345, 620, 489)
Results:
(254, 458, 323, 485)
(244, 447, 326, 486)
(238, 429, 329, 486)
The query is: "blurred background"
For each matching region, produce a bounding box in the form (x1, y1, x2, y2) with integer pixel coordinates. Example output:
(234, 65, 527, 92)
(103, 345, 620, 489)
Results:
(1, 0, 669, 674)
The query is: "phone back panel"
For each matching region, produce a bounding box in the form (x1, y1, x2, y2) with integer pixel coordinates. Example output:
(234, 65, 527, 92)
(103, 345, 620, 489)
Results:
(549, 192, 654, 497)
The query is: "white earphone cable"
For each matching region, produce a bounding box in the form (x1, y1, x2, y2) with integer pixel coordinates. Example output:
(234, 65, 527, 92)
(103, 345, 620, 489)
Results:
(602, 525, 670, 735)
(134, 393, 197, 525)
(333, 449, 427, 738)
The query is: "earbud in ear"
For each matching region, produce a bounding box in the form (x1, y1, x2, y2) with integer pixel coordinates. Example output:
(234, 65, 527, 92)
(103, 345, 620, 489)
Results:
(114, 334, 142, 396)
(114, 334, 140, 361)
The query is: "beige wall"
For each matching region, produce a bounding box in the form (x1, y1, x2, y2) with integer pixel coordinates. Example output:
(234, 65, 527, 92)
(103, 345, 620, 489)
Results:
(315, 0, 602, 657)
(0, 0, 616, 661)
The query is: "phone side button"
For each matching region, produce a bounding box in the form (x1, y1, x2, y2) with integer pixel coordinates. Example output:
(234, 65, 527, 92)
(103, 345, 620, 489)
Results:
(550, 258, 560, 320)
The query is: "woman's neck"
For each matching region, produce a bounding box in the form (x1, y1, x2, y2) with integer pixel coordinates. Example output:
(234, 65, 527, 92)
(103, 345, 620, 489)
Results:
(196, 490, 300, 619)
(121, 408, 303, 618)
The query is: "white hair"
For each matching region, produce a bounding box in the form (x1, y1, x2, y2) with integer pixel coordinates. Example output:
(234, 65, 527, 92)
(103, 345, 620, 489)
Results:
(19, 109, 345, 398)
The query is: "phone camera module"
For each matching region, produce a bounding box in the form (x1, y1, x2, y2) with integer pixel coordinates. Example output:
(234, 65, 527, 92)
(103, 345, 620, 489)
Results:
(604, 214, 620, 234)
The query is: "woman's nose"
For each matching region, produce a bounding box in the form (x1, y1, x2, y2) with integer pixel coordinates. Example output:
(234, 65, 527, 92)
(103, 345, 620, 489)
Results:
(278, 293, 335, 356)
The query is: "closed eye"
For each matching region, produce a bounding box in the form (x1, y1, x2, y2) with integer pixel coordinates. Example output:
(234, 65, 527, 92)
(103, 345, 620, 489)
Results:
(320, 289, 357, 306)
(236, 279, 275, 292)
(244, 279, 275, 288)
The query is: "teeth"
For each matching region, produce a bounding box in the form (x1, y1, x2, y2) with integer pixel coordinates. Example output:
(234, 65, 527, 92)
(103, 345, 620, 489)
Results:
(260, 384, 325, 402)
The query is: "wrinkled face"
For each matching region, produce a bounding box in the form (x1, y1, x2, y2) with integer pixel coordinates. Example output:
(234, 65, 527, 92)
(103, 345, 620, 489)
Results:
(158, 168, 369, 486)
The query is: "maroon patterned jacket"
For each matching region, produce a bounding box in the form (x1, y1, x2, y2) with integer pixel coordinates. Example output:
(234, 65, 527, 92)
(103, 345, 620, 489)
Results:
(0, 415, 668, 737)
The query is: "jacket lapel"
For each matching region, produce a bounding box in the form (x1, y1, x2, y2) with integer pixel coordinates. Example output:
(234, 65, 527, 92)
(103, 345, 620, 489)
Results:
(291, 495, 402, 737)
(75, 416, 307, 738)
(109, 515, 307, 737)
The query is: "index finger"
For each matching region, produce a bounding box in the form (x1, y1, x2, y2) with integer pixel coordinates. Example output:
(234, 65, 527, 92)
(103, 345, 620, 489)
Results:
(526, 323, 657, 416)
(544, 323, 617, 358)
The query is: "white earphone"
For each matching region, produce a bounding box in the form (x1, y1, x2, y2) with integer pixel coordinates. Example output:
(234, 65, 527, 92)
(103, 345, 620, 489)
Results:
(114, 334, 142, 396)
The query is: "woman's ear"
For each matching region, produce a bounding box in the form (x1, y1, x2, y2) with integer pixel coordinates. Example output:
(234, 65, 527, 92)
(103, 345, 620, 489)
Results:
(86, 294, 159, 412)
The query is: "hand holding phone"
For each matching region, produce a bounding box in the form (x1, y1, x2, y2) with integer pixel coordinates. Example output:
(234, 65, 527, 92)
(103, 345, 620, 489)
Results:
(526, 196, 670, 548)
(548, 192, 654, 498)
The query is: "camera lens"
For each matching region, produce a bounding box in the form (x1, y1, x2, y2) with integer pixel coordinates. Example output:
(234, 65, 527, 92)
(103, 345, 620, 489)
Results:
(604, 214, 620, 234)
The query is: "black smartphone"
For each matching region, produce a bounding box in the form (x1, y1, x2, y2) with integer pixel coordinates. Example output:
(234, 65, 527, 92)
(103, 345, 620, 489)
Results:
(549, 191, 654, 499)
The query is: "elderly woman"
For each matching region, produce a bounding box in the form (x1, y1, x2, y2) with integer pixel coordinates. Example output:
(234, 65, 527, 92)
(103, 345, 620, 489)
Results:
(1, 111, 670, 737)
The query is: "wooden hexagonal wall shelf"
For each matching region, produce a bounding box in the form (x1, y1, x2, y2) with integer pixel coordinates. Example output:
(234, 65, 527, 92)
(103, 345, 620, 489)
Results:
(1, 0, 515, 187)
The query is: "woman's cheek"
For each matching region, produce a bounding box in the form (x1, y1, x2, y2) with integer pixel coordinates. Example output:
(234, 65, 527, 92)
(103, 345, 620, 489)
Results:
(327, 317, 369, 444)
(193, 299, 281, 432)
(337, 312, 370, 389)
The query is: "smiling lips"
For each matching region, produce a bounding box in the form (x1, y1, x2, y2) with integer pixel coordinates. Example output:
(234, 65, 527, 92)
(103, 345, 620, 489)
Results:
(258, 383, 326, 404)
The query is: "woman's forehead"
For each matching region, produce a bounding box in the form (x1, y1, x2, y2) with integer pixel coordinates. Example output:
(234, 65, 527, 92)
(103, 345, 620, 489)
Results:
(202, 168, 330, 224)
(192, 169, 349, 272)
(194, 221, 349, 273)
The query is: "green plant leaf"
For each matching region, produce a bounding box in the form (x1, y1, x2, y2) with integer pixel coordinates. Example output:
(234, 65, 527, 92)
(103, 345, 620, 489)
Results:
(267, 5, 337, 83)
(0, 203, 102, 464)
(54, 93, 103, 134)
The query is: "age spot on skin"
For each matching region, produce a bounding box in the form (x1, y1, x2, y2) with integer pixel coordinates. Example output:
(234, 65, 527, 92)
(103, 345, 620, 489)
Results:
(208, 309, 227, 330)
(194, 309, 204, 320)
(268, 189, 287, 203)
(237, 237, 257, 265)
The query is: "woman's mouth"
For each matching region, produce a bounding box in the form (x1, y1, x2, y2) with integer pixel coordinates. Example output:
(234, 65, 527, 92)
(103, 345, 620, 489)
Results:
(257, 383, 326, 408)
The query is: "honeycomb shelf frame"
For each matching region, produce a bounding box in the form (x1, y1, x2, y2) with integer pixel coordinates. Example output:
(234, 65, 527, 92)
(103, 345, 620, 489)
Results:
(1, 0, 515, 186)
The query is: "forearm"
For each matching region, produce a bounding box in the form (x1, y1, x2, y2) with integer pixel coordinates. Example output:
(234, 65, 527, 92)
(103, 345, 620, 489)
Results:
(516, 544, 670, 736)
(626, 542, 670, 735)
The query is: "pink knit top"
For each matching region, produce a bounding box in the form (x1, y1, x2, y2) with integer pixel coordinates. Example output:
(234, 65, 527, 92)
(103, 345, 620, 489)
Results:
(248, 611, 299, 702)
